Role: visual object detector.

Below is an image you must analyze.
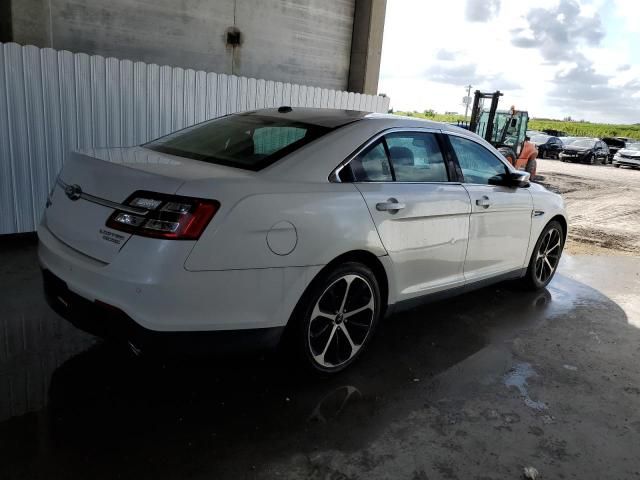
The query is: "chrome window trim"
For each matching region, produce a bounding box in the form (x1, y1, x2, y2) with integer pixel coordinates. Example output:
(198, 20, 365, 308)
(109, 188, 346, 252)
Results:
(329, 127, 460, 185)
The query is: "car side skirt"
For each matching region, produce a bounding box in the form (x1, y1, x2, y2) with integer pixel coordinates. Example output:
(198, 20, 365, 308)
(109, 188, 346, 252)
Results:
(386, 267, 526, 316)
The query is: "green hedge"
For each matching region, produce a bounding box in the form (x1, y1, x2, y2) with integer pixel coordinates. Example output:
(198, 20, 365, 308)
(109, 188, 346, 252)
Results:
(393, 111, 640, 140)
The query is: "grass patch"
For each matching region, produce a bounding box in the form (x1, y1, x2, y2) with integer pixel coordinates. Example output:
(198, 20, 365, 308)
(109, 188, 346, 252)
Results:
(393, 111, 640, 140)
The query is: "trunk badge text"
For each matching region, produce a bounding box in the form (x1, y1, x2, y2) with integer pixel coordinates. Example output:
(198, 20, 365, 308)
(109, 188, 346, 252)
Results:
(65, 184, 82, 201)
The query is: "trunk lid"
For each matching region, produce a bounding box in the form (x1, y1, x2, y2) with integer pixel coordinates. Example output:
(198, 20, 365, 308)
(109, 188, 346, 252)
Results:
(45, 147, 249, 263)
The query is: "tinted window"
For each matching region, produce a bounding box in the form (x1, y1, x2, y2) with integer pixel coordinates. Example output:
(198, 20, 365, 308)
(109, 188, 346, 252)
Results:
(572, 139, 596, 148)
(385, 132, 448, 182)
(253, 126, 306, 155)
(349, 141, 393, 182)
(145, 114, 331, 171)
(531, 135, 550, 144)
(448, 135, 508, 185)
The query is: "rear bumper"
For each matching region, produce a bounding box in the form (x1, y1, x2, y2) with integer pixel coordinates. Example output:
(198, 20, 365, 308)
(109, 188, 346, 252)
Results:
(38, 222, 321, 335)
(42, 269, 284, 353)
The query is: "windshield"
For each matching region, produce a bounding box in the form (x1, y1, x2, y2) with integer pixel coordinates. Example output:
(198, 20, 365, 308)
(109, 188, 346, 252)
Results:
(625, 143, 640, 151)
(531, 135, 550, 144)
(145, 114, 333, 171)
(571, 139, 596, 148)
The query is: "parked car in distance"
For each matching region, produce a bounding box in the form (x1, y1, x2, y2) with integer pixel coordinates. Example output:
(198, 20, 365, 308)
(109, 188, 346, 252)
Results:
(613, 143, 640, 168)
(531, 134, 563, 159)
(559, 138, 609, 164)
(38, 108, 567, 374)
(603, 137, 627, 163)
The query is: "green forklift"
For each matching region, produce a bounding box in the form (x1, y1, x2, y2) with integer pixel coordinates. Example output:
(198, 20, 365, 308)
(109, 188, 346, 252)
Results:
(466, 90, 533, 173)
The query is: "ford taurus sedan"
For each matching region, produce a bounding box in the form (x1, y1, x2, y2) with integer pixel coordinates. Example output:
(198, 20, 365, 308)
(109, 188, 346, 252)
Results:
(39, 108, 567, 373)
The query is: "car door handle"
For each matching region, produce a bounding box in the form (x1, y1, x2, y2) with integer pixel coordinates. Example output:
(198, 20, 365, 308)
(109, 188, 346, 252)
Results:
(376, 199, 406, 212)
(475, 196, 492, 208)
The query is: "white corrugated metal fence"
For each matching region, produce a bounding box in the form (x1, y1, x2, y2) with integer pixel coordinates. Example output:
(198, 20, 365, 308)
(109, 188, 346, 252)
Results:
(0, 42, 390, 235)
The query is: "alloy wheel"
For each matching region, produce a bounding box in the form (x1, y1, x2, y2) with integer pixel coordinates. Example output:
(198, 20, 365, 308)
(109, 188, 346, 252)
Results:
(308, 274, 375, 369)
(535, 227, 562, 284)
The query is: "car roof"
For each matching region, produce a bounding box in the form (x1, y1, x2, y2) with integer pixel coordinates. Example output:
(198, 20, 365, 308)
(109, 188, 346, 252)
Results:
(238, 107, 371, 128)
(259, 108, 503, 182)
(240, 107, 448, 130)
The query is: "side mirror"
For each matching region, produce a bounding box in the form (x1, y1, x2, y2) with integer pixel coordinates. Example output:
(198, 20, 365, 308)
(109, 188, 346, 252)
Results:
(488, 171, 530, 188)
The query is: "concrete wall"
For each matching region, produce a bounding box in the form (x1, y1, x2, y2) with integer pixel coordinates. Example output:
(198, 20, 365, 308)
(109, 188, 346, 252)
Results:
(3, 0, 359, 91)
(348, 0, 386, 95)
(232, 0, 355, 91)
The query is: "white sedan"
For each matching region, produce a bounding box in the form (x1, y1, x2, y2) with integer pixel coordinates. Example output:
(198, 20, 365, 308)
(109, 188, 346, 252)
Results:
(39, 108, 567, 373)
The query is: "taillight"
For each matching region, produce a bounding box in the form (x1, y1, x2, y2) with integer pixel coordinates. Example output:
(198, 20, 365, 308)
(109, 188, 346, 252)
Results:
(106, 191, 219, 240)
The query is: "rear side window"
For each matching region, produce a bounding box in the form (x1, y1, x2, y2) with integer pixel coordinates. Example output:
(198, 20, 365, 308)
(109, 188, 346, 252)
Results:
(349, 141, 393, 182)
(385, 132, 448, 182)
(448, 135, 508, 185)
(145, 114, 331, 171)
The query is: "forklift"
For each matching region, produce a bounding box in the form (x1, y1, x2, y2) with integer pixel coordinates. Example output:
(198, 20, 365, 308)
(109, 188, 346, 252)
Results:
(466, 90, 535, 174)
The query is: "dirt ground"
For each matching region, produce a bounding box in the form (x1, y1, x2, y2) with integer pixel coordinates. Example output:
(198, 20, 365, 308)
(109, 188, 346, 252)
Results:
(536, 159, 640, 255)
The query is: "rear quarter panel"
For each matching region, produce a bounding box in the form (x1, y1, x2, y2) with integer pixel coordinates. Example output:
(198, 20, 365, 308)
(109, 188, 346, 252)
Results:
(180, 181, 387, 271)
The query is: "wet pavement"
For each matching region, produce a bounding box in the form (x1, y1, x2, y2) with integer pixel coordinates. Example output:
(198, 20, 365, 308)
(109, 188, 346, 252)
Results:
(1, 236, 640, 479)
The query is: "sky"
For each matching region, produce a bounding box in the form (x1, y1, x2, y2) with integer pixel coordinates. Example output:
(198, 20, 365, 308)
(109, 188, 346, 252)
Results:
(378, 0, 640, 124)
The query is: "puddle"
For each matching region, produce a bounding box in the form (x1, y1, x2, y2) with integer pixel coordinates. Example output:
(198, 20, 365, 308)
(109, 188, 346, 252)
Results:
(504, 362, 546, 411)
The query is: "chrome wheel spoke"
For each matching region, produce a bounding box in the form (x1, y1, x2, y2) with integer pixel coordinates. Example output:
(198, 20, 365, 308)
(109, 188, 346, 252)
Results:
(535, 258, 544, 279)
(311, 303, 336, 323)
(344, 298, 374, 319)
(338, 275, 356, 313)
(313, 324, 338, 366)
(546, 240, 560, 255)
(340, 324, 357, 350)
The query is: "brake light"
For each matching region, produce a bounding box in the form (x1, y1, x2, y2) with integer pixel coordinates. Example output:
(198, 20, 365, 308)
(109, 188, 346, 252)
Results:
(106, 191, 219, 240)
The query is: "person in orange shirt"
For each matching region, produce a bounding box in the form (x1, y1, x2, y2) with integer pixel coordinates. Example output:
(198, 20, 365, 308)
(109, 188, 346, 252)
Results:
(519, 136, 538, 176)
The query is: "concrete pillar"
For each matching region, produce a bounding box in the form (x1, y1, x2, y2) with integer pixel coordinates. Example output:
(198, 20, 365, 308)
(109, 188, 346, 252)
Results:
(348, 0, 386, 95)
(0, 0, 14, 43)
(0, 0, 52, 46)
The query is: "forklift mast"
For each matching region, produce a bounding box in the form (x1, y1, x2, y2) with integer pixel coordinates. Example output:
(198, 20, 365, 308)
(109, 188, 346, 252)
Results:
(467, 90, 529, 159)
(468, 90, 503, 142)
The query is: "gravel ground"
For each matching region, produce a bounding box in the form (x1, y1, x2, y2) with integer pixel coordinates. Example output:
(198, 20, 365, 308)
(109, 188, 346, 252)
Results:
(536, 159, 640, 255)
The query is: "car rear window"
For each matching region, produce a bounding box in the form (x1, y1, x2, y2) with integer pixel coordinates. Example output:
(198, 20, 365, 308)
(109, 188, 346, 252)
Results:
(145, 114, 332, 171)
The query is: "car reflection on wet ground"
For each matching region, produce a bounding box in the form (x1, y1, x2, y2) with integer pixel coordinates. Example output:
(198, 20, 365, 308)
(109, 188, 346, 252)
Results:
(1, 236, 639, 479)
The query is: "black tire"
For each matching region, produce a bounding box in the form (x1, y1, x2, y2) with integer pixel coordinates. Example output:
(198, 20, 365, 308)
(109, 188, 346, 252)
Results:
(586, 153, 595, 165)
(522, 220, 565, 290)
(614, 163, 621, 168)
(286, 262, 382, 375)
(539, 148, 546, 159)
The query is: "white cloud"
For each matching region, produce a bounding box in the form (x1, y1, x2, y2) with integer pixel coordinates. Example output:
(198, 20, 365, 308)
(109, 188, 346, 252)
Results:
(379, 0, 639, 123)
(465, 0, 501, 22)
